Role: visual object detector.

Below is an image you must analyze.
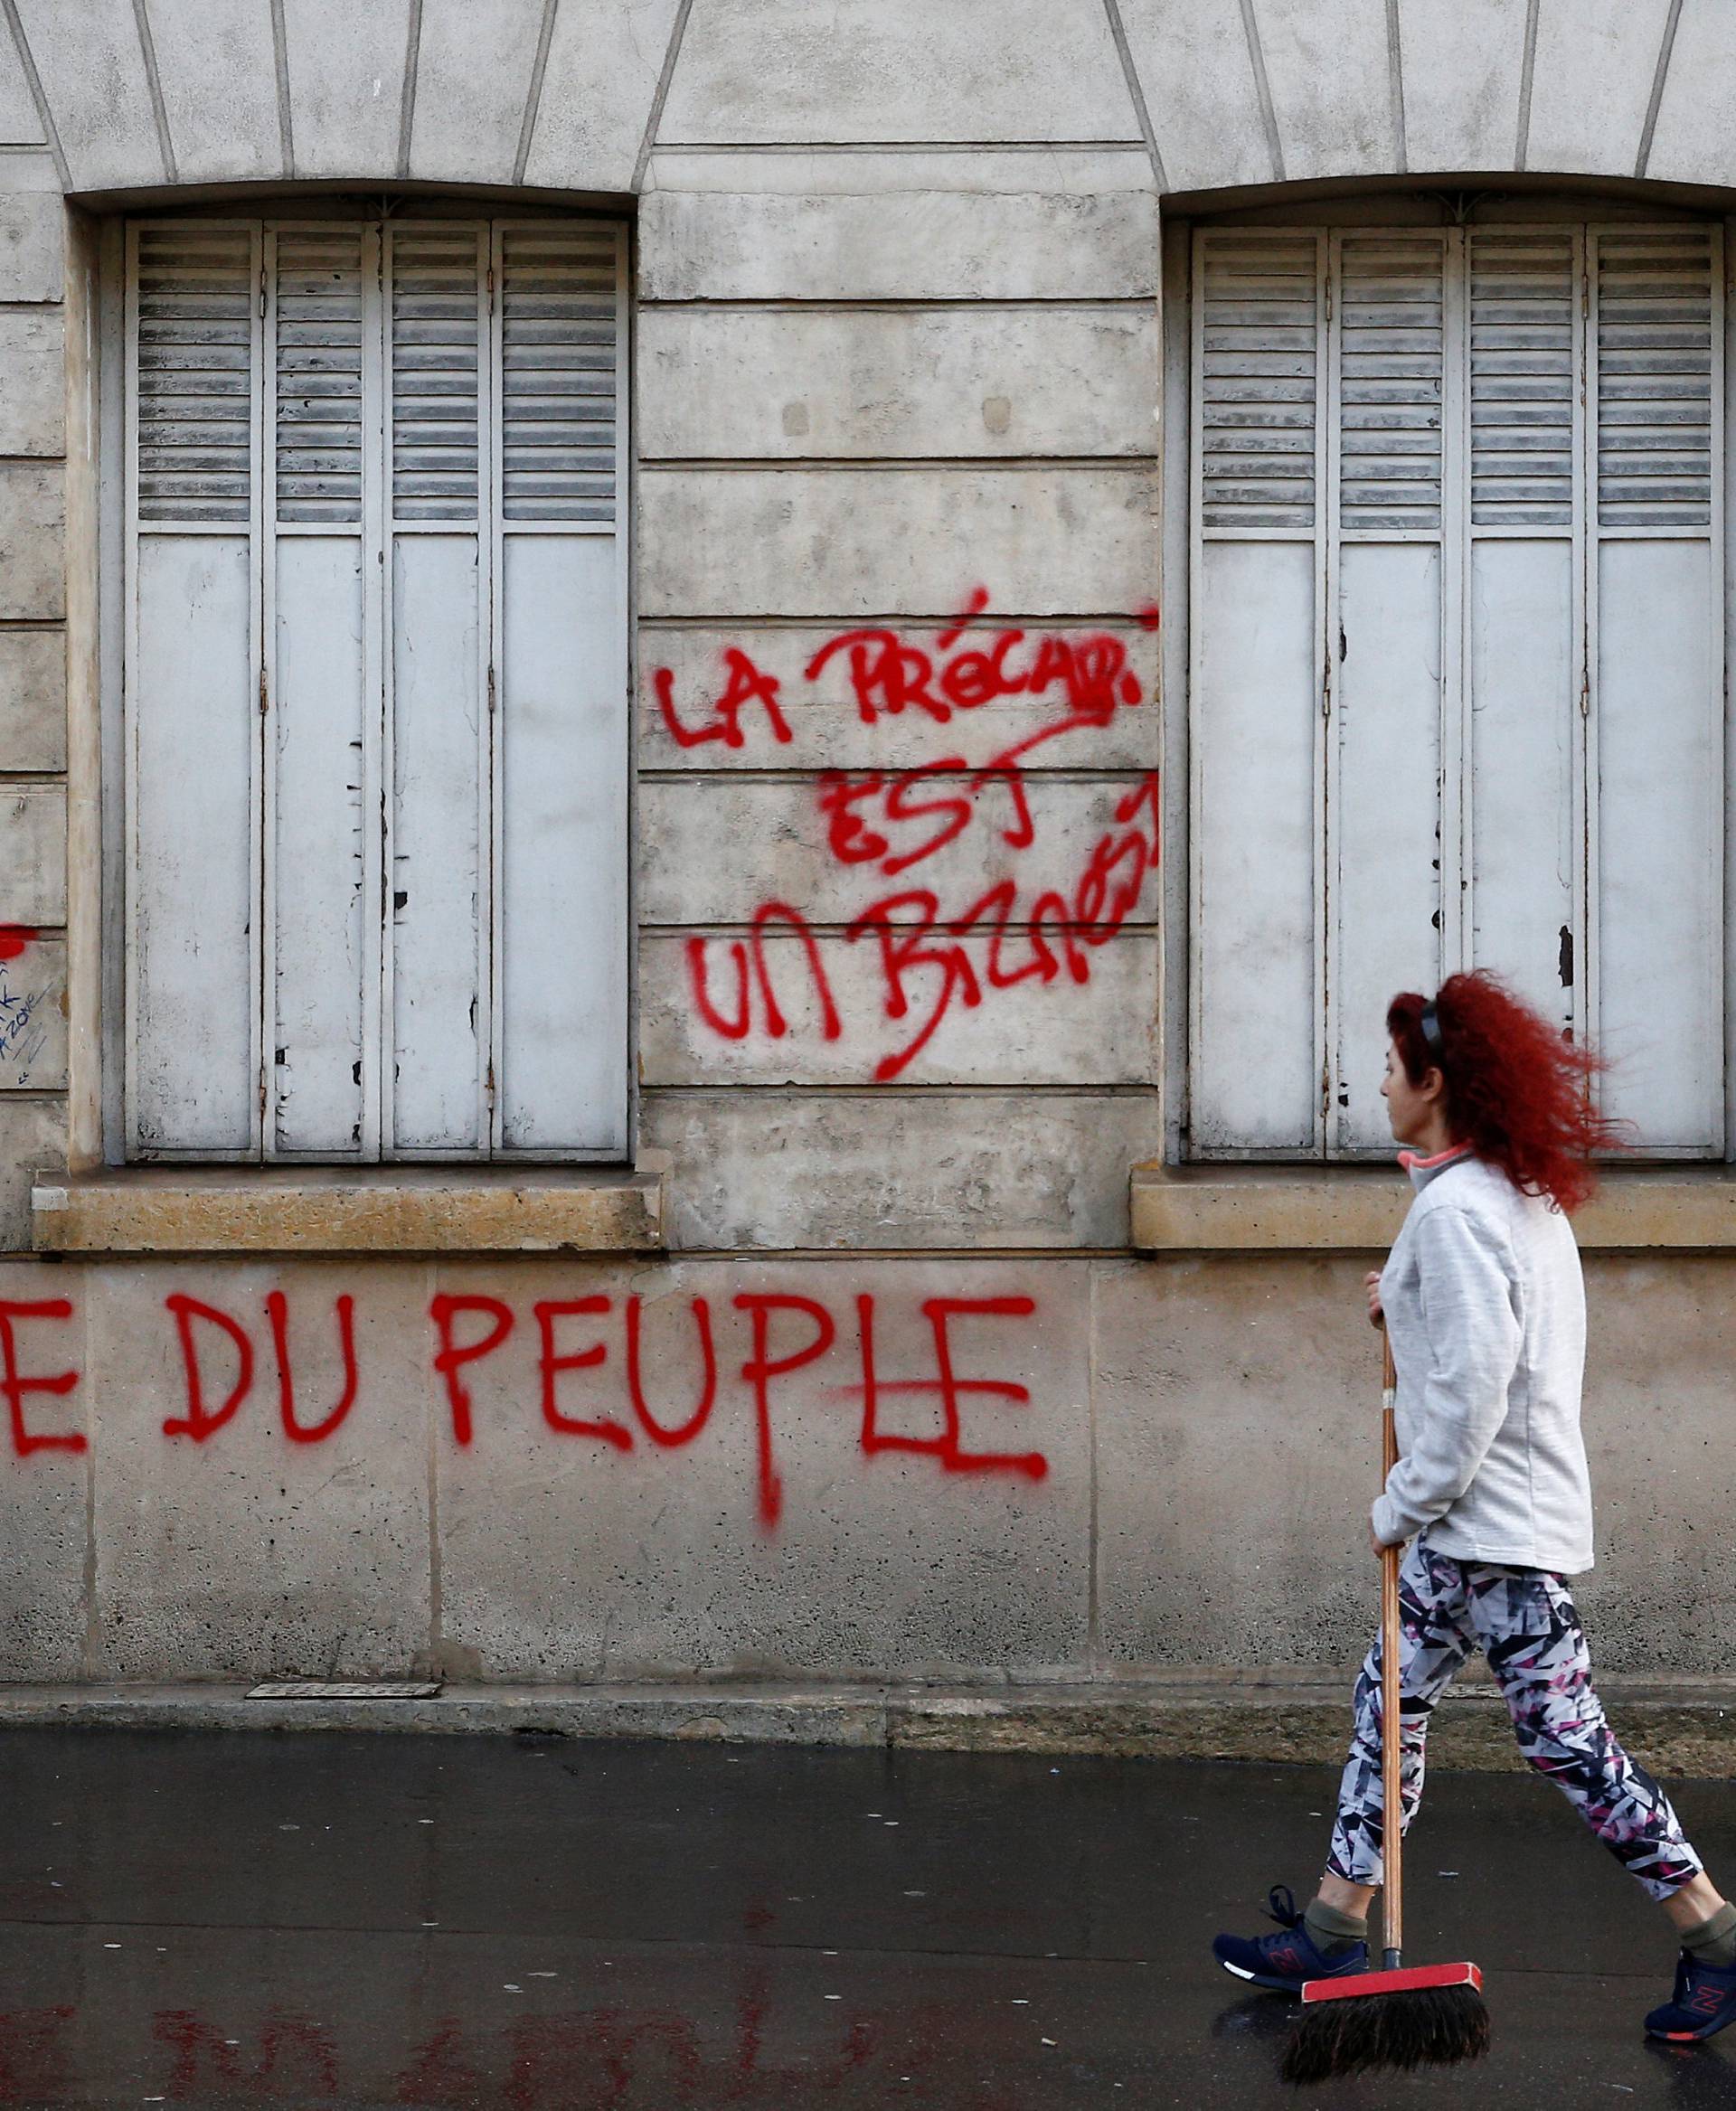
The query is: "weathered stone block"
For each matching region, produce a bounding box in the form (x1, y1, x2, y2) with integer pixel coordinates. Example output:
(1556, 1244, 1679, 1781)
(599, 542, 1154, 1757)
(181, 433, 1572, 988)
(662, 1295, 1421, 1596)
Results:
(641, 1089, 1162, 1249)
(1092, 1256, 1380, 1671)
(637, 620, 1159, 773)
(278, 0, 411, 179)
(0, 309, 63, 455)
(637, 306, 1158, 460)
(0, 1257, 87, 1677)
(646, 146, 1155, 197)
(637, 466, 1156, 619)
(1398, 0, 1528, 173)
(1526, 0, 1671, 178)
(0, 20, 45, 143)
(430, 1257, 1092, 1678)
(407, 0, 543, 185)
(84, 1259, 434, 1678)
(0, 1093, 63, 1250)
(521, 0, 684, 193)
(639, 190, 1160, 302)
(0, 785, 63, 922)
(1118, 0, 1272, 192)
(0, 628, 65, 769)
(147, 0, 283, 182)
(0, 463, 64, 617)
(0, 192, 61, 303)
(660, 0, 1139, 145)
(638, 775, 1158, 923)
(1646, 0, 1736, 188)
(640, 930, 1159, 1088)
(10, 0, 164, 189)
(0, 929, 65, 1089)
(1575, 1256, 1736, 1676)
(1258, 0, 1397, 178)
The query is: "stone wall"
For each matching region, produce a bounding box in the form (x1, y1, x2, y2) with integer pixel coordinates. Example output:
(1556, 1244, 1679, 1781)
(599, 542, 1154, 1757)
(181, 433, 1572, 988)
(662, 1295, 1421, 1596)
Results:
(2, 1, 1735, 1689)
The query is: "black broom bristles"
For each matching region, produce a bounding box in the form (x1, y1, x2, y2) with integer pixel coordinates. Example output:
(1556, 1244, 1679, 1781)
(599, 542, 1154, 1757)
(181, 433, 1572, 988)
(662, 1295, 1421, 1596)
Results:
(1281, 1982, 1491, 2086)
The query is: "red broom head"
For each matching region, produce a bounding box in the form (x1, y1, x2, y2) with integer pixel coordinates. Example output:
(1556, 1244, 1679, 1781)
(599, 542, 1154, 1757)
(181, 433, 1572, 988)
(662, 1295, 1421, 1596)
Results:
(1282, 1969, 1489, 2086)
(1302, 1960, 1482, 2004)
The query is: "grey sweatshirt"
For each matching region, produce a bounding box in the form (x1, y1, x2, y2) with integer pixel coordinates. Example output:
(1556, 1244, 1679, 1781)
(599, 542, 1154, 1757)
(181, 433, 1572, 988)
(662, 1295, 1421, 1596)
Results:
(1373, 1146, 1595, 1574)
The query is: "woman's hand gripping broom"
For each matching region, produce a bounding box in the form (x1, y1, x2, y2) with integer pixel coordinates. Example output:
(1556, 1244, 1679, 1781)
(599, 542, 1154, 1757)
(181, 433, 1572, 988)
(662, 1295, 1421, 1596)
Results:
(1280, 1329, 1491, 2086)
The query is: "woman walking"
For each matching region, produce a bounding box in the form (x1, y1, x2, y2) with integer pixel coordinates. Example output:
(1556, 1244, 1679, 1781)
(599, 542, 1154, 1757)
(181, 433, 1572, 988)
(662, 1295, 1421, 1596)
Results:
(1212, 971, 1736, 2042)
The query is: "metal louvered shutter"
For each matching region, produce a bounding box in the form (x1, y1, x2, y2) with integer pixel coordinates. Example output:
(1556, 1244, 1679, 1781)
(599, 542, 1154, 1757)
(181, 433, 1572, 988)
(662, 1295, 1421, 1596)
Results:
(390, 226, 485, 521)
(125, 221, 263, 1154)
(1335, 234, 1445, 532)
(1468, 230, 1577, 527)
(1590, 224, 1724, 1149)
(1195, 231, 1320, 531)
(125, 212, 628, 1164)
(1190, 217, 1726, 1164)
(497, 224, 618, 523)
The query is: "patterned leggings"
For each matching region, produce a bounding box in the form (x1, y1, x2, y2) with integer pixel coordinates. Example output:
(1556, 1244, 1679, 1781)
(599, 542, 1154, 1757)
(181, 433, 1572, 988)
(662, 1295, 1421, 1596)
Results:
(1327, 1540, 1703, 1901)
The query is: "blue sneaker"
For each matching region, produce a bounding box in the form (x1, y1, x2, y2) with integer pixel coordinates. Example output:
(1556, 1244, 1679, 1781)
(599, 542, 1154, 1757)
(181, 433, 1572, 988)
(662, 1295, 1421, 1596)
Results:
(1645, 1952, 1736, 2041)
(1212, 1885, 1368, 1994)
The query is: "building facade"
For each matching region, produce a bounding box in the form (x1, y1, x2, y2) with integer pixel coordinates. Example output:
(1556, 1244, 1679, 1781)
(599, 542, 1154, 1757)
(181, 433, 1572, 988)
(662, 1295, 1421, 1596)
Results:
(1, 0, 1733, 1692)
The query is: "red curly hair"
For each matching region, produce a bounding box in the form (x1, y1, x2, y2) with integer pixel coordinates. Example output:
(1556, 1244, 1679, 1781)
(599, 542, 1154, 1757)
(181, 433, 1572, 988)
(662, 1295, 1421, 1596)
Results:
(1387, 972, 1624, 1213)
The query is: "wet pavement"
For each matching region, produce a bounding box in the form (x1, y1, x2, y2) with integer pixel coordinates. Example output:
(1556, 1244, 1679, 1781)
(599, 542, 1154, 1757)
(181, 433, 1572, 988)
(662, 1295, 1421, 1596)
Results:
(1, 1728, 1734, 2107)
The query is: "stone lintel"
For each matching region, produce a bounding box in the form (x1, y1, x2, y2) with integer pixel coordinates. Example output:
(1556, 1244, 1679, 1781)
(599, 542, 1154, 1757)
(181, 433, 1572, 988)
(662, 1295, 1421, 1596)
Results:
(1131, 1164, 1736, 1252)
(30, 1161, 668, 1256)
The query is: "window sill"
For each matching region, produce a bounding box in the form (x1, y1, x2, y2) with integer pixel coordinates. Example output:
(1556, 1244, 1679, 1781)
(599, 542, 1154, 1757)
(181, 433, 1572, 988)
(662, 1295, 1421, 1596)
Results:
(1130, 1161, 1736, 1252)
(30, 1157, 669, 1258)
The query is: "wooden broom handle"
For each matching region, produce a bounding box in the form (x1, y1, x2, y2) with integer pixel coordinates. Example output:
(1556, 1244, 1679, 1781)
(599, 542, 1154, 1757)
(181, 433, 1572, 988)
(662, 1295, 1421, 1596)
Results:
(1380, 1326, 1402, 1967)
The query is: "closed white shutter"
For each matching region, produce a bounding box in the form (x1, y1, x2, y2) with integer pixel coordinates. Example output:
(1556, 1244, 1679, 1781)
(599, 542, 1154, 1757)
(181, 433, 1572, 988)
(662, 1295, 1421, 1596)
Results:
(1190, 231, 1325, 1153)
(1465, 228, 1581, 1060)
(266, 224, 379, 1157)
(125, 213, 628, 1163)
(1328, 231, 1451, 1156)
(126, 222, 262, 1155)
(1190, 218, 1726, 1161)
(1590, 227, 1724, 1150)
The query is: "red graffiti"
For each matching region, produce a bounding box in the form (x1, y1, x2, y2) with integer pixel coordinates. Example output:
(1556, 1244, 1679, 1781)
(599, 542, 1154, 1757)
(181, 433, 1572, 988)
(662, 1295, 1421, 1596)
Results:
(655, 648, 792, 751)
(393, 2019, 481, 2105)
(535, 1296, 632, 1448)
(0, 1300, 82, 1458)
(856, 1295, 1047, 1481)
(661, 593, 1159, 1081)
(684, 901, 842, 1043)
(153, 2009, 337, 2098)
(267, 1290, 359, 1445)
(625, 1293, 717, 1447)
(0, 2009, 73, 2101)
(0, 925, 35, 962)
(163, 1294, 255, 1441)
(733, 1293, 837, 1529)
(429, 1294, 514, 1447)
(506, 2011, 702, 2109)
(4, 1285, 1051, 1535)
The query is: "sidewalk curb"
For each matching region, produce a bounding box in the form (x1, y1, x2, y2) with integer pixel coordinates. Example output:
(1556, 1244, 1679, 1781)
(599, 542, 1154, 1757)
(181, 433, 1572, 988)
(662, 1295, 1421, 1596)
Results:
(3, 1675, 1732, 1776)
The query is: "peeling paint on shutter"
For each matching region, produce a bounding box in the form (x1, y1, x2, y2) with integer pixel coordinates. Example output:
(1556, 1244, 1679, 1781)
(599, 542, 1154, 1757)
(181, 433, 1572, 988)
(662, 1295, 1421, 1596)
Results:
(1337, 235, 1444, 532)
(134, 225, 254, 524)
(1594, 228, 1716, 528)
(1468, 231, 1576, 527)
(497, 224, 619, 523)
(274, 228, 366, 523)
(1195, 231, 1320, 531)
(391, 226, 483, 521)
(127, 212, 629, 1164)
(126, 221, 263, 1157)
(1191, 215, 1727, 1163)
(1591, 223, 1725, 1152)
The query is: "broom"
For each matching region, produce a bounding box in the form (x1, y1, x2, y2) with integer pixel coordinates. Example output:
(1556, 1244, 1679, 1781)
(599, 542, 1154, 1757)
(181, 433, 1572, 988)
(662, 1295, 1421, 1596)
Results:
(1280, 1329, 1490, 2086)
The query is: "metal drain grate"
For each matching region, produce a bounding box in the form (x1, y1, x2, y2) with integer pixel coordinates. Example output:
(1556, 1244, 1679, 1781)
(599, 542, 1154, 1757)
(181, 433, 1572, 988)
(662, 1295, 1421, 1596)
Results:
(247, 1681, 443, 1701)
